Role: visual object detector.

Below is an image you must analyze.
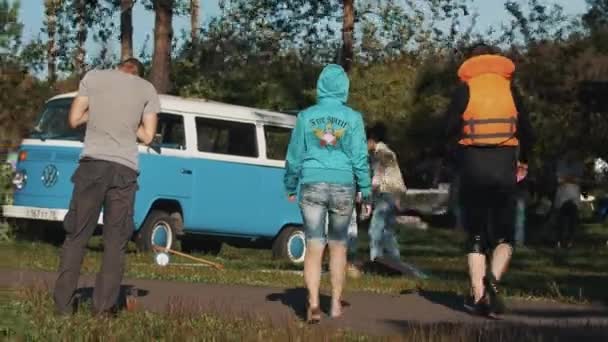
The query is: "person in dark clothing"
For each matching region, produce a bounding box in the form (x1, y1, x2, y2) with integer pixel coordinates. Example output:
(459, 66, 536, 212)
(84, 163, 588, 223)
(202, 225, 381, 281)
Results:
(443, 44, 535, 317)
(553, 150, 585, 248)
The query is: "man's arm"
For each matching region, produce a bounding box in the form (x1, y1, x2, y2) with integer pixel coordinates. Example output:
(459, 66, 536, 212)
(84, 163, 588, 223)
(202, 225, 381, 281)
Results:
(436, 83, 468, 164)
(284, 114, 306, 199)
(444, 84, 468, 148)
(513, 85, 535, 164)
(70, 71, 93, 128)
(350, 114, 372, 200)
(68, 96, 89, 128)
(138, 85, 161, 146)
(137, 113, 158, 145)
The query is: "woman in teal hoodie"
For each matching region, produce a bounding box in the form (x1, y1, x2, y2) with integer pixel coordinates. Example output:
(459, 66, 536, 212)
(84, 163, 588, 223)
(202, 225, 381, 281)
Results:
(284, 64, 372, 323)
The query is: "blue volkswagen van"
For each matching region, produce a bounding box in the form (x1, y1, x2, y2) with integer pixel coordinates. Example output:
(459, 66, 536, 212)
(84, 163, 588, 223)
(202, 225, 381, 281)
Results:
(2, 92, 307, 263)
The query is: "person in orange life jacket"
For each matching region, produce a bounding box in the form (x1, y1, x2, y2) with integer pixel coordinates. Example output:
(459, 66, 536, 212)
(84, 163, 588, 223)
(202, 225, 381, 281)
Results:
(443, 43, 535, 317)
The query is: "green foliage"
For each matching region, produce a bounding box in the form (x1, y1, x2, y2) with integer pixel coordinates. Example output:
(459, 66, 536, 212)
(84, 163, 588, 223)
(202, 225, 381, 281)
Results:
(213, 0, 342, 62)
(0, 0, 23, 61)
(47, 0, 117, 74)
(173, 2, 332, 110)
(0, 0, 607, 186)
(493, 1, 608, 167)
(174, 50, 320, 111)
(0, 162, 13, 241)
(503, 0, 575, 45)
(0, 64, 54, 145)
(583, 0, 608, 52)
(584, 0, 608, 31)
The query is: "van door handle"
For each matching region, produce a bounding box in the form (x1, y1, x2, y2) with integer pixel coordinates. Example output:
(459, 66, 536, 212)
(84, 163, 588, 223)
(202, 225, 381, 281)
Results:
(180, 169, 192, 175)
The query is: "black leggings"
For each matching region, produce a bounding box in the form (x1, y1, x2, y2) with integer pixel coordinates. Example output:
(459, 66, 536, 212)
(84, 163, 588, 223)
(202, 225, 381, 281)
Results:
(557, 200, 578, 246)
(458, 147, 517, 254)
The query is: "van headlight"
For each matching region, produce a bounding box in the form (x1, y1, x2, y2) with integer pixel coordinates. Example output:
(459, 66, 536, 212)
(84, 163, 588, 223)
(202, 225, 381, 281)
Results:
(12, 170, 27, 190)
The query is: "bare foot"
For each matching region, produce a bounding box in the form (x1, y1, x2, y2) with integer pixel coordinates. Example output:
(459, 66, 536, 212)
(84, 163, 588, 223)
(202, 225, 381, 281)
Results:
(330, 300, 343, 318)
(307, 305, 321, 324)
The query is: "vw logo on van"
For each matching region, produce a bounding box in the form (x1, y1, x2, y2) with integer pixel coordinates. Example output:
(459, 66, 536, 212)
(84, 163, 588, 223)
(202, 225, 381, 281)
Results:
(41, 164, 59, 188)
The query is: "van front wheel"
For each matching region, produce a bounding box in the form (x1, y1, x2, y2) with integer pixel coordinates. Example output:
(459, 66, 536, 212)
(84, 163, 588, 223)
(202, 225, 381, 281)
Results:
(272, 226, 306, 264)
(136, 210, 176, 252)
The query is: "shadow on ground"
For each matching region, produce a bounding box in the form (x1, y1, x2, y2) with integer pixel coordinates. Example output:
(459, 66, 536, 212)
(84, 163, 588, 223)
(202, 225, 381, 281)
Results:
(403, 289, 470, 315)
(508, 307, 608, 319)
(410, 287, 608, 319)
(266, 287, 351, 321)
(73, 285, 149, 313)
(381, 320, 608, 341)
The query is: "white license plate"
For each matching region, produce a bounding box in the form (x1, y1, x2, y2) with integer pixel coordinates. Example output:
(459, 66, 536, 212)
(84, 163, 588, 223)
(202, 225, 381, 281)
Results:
(25, 208, 60, 221)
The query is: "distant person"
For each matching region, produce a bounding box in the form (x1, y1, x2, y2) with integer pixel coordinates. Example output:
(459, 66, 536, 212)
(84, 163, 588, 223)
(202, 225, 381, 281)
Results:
(443, 44, 535, 317)
(53, 58, 160, 316)
(366, 123, 407, 262)
(284, 64, 372, 323)
(554, 150, 585, 248)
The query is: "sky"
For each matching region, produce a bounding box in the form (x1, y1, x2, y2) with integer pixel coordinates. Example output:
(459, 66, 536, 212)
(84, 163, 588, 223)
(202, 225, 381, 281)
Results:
(17, 0, 588, 57)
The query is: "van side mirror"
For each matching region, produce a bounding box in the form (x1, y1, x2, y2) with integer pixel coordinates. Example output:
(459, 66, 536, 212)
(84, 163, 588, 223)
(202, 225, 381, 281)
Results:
(152, 133, 163, 145)
(148, 133, 163, 154)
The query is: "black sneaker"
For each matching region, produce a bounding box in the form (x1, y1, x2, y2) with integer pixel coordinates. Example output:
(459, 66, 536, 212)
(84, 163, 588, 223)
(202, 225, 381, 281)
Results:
(464, 293, 495, 318)
(484, 275, 506, 314)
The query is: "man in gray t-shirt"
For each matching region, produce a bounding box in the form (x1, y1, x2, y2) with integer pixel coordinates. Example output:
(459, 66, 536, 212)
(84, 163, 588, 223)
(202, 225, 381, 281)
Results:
(53, 58, 160, 316)
(78, 64, 160, 171)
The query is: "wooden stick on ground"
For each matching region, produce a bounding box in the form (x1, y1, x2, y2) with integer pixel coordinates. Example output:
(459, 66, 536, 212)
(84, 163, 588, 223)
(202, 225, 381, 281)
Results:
(153, 245, 224, 270)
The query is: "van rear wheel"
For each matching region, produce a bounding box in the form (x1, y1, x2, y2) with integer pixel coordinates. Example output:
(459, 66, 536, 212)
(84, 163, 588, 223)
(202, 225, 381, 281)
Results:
(136, 210, 176, 252)
(272, 226, 306, 264)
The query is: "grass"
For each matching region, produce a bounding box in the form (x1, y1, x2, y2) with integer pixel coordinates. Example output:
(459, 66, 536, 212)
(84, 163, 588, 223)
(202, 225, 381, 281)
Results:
(0, 286, 363, 341)
(1, 221, 607, 305)
(1, 286, 607, 341)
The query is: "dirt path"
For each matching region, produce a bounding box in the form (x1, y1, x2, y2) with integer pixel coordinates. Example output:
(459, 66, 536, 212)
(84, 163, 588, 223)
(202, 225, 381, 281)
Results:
(1, 269, 607, 336)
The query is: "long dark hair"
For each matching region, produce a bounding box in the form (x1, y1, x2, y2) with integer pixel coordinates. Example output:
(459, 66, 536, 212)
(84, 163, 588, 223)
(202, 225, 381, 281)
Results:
(467, 42, 499, 58)
(366, 122, 388, 143)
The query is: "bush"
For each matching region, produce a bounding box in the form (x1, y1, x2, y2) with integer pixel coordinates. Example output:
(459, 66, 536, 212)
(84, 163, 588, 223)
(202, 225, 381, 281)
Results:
(0, 162, 14, 241)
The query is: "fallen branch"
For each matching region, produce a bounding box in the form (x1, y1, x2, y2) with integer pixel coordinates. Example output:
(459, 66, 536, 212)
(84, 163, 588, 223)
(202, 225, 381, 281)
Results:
(153, 245, 224, 270)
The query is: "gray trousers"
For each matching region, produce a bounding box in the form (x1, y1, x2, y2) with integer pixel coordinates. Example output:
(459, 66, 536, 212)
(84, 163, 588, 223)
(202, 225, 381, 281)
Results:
(53, 158, 137, 314)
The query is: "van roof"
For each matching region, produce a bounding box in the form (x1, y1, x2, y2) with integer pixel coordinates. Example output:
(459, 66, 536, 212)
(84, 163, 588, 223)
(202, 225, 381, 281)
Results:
(50, 92, 298, 126)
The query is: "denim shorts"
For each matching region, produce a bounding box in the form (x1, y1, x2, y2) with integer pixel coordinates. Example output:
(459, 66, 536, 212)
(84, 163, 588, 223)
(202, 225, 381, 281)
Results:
(299, 182, 355, 245)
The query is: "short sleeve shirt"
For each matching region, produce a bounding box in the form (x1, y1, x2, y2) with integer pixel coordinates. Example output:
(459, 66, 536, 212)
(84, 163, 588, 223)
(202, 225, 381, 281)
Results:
(78, 69, 160, 171)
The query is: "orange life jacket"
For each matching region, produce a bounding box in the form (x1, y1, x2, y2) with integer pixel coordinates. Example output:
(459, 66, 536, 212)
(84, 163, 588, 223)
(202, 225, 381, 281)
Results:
(457, 54, 519, 147)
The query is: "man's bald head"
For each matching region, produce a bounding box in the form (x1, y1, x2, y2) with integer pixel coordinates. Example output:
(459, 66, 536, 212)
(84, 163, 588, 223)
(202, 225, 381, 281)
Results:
(118, 58, 145, 77)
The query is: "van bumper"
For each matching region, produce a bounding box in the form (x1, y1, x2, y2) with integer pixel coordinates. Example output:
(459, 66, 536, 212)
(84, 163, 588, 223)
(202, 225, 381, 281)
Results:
(1, 205, 103, 224)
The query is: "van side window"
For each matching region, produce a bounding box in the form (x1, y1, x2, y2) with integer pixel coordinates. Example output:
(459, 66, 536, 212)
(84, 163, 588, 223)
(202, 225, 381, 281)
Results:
(196, 117, 258, 158)
(264, 126, 292, 160)
(157, 113, 186, 149)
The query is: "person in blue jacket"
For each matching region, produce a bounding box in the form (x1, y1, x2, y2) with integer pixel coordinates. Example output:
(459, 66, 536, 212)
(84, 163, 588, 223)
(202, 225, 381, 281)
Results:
(284, 64, 372, 323)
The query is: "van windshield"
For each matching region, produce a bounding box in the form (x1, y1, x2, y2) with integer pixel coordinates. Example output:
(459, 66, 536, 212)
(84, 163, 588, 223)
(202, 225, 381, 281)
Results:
(29, 98, 85, 141)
